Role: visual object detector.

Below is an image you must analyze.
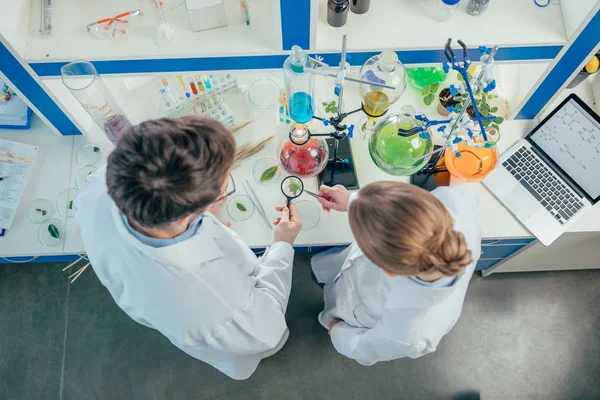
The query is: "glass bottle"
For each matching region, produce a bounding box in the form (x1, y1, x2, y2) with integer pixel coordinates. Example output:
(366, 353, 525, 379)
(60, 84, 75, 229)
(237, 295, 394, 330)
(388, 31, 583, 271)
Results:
(278, 124, 329, 177)
(283, 46, 315, 124)
(61, 61, 133, 145)
(327, 0, 349, 27)
(358, 50, 407, 138)
(350, 0, 370, 14)
(368, 105, 433, 176)
(444, 140, 498, 182)
(466, 0, 490, 16)
(435, 0, 460, 22)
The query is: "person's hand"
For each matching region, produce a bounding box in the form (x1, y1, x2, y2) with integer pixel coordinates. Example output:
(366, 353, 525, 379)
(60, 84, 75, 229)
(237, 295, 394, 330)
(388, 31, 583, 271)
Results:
(207, 195, 231, 227)
(328, 320, 342, 335)
(273, 203, 302, 245)
(318, 185, 351, 212)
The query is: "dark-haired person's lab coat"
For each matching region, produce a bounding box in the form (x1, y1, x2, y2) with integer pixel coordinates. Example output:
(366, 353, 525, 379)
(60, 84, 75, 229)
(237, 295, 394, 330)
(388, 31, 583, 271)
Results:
(75, 168, 294, 380)
(311, 187, 482, 365)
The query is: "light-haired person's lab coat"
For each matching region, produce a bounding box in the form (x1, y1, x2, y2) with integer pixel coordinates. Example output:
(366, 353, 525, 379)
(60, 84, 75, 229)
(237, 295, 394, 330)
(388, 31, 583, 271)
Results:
(75, 168, 294, 380)
(311, 187, 482, 366)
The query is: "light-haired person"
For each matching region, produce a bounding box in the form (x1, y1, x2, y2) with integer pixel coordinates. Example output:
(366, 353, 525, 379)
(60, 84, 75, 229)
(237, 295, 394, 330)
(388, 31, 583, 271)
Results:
(311, 182, 481, 365)
(75, 117, 302, 380)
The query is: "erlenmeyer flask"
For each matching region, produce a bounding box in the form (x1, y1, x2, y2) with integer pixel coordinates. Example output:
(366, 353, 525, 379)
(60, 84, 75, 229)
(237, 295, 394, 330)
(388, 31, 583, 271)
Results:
(61, 61, 133, 145)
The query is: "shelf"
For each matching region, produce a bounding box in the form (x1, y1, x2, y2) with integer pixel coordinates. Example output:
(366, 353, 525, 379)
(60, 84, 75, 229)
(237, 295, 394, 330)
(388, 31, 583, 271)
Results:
(314, 0, 567, 52)
(24, 0, 282, 62)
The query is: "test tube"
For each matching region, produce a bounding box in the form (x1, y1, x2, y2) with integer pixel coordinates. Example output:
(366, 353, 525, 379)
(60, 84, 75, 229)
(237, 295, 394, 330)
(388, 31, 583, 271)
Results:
(239, 1, 251, 26)
(186, 76, 198, 95)
(195, 75, 205, 92)
(149, 0, 173, 43)
(40, 0, 52, 35)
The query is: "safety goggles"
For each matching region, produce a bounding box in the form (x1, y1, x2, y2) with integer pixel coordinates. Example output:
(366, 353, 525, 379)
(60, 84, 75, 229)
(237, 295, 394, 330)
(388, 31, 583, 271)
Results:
(86, 9, 144, 40)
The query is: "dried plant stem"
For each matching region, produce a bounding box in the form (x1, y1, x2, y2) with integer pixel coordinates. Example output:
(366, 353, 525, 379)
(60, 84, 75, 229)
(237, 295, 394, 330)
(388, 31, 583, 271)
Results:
(230, 120, 253, 134)
(70, 263, 91, 283)
(233, 136, 274, 168)
(63, 255, 86, 271)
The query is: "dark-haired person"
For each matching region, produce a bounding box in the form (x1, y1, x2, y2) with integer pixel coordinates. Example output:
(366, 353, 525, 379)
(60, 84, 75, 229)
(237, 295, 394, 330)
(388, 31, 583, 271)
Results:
(310, 182, 481, 366)
(75, 117, 302, 380)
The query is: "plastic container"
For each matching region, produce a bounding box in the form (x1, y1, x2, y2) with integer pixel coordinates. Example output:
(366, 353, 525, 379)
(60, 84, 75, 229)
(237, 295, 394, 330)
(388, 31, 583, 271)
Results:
(227, 195, 255, 221)
(283, 46, 315, 124)
(327, 0, 350, 27)
(466, 0, 490, 15)
(61, 61, 133, 145)
(27, 199, 52, 224)
(444, 141, 498, 182)
(368, 105, 433, 176)
(279, 124, 329, 178)
(435, 0, 460, 22)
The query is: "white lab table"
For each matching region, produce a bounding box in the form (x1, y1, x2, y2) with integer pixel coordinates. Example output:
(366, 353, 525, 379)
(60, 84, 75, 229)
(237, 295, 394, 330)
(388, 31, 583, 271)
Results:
(2, 73, 600, 268)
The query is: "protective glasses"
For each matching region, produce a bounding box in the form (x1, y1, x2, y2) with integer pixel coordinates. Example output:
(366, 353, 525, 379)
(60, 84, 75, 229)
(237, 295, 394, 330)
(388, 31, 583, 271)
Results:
(214, 173, 236, 203)
(87, 9, 144, 40)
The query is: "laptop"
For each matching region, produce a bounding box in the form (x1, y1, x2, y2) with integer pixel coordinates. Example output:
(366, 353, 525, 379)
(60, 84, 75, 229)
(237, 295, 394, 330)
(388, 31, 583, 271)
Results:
(483, 94, 600, 246)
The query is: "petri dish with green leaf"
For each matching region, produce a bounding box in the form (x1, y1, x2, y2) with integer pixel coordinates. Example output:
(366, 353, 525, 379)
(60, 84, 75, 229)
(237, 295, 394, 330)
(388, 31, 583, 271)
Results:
(76, 143, 102, 166)
(38, 219, 66, 247)
(252, 158, 281, 184)
(227, 194, 255, 222)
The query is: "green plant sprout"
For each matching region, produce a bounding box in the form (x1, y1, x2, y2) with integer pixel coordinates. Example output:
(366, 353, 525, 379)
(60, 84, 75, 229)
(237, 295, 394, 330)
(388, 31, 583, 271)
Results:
(68, 200, 73, 210)
(456, 72, 504, 132)
(287, 178, 302, 197)
(36, 208, 47, 216)
(93, 146, 100, 153)
(322, 101, 338, 114)
(260, 166, 278, 182)
(421, 83, 440, 106)
(48, 224, 60, 239)
(236, 202, 247, 212)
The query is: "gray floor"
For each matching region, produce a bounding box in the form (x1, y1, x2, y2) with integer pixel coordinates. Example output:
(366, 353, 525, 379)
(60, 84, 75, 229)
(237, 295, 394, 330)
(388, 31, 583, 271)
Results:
(1, 254, 599, 400)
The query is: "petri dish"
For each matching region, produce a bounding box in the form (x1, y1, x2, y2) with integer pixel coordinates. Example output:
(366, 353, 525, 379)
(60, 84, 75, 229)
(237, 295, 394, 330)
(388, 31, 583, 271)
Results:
(295, 200, 320, 231)
(227, 194, 255, 222)
(76, 143, 102, 166)
(38, 219, 66, 247)
(56, 188, 79, 218)
(248, 79, 281, 109)
(75, 166, 98, 188)
(318, 94, 343, 118)
(27, 198, 52, 223)
(252, 158, 281, 184)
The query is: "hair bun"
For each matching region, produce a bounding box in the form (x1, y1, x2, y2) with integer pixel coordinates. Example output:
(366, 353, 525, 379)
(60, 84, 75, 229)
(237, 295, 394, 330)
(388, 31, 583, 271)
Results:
(435, 229, 472, 275)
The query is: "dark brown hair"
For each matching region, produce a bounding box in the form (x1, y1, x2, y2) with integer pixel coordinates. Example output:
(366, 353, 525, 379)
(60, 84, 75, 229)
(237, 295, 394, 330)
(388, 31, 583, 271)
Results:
(107, 116, 235, 227)
(349, 181, 472, 276)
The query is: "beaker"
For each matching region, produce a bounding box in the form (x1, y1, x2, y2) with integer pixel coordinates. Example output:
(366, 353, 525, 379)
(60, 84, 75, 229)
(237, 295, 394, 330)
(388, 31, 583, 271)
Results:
(61, 61, 133, 145)
(368, 105, 433, 176)
(283, 46, 315, 124)
(278, 124, 329, 178)
(444, 140, 498, 182)
(358, 50, 407, 138)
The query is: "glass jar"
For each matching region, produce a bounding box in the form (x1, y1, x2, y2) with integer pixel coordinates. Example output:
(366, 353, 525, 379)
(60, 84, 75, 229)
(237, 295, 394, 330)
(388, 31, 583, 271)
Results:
(358, 50, 407, 137)
(279, 124, 329, 177)
(466, 0, 490, 16)
(444, 141, 498, 182)
(435, 0, 460, 22)
(406, 67, 448, 91)
(327, 0, 350, 27)
(350, 0, 370, 14)
(368, 106, 433, 176)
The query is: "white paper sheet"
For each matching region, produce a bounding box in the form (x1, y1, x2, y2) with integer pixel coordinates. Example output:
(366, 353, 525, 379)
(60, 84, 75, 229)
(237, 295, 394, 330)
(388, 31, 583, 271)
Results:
(0, 139, 38, 230)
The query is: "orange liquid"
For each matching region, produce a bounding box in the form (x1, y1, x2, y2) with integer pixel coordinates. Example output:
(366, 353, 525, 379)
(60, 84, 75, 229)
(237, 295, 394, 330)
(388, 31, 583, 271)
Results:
(445, 141, 498, 182)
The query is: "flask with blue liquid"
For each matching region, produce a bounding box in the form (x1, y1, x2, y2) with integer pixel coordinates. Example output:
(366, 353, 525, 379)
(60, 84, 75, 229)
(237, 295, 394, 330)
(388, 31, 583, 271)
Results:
(283, 46, 315, 124)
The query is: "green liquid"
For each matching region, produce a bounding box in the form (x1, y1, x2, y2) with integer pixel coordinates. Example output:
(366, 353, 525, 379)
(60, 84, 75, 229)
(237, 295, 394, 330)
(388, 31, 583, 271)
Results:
(406, 67, 448, 91)
(369, 122, 432, 176)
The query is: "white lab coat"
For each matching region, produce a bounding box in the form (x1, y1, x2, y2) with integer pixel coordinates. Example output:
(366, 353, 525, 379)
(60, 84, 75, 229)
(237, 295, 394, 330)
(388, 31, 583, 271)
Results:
(311, 187, 482, 366)
(75, 168, 294, 380)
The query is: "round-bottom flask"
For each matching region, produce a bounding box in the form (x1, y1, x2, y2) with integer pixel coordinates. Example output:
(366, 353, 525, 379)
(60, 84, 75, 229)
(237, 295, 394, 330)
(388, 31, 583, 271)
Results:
(444, 141, 498, 182)
(278, 124, 329, 177)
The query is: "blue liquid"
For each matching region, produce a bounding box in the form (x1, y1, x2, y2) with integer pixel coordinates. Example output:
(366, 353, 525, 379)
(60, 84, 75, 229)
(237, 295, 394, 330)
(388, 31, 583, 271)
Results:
(288, 92, 314, 123)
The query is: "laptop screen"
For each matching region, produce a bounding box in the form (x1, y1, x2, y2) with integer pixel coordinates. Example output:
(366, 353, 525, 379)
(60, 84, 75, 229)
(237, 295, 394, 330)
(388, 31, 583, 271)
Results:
(529, 98, 600, 200)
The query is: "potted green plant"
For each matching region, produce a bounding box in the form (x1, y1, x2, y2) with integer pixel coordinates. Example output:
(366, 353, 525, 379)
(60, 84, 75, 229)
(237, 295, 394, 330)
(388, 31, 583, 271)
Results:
(437, 85, 463, 116)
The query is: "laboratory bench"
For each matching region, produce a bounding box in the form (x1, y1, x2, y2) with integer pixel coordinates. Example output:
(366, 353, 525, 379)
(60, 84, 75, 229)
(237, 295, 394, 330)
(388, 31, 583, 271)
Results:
(2, 67, 600, 276)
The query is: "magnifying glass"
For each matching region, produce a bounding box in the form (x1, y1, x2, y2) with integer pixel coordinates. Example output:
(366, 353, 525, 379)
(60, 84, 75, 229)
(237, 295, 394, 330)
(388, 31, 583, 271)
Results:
(281, 175, 329, 206)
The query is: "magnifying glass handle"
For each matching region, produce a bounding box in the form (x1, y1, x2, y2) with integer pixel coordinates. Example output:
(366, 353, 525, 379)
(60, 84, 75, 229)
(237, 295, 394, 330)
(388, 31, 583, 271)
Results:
(287, 198, 291, 207)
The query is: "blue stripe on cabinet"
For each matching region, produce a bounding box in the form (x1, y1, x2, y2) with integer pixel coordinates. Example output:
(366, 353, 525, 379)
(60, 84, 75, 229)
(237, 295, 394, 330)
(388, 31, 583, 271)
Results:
(516, 7, 600, 119)
(0, 41, 82, 135)
(29, 46, 562, 77)
(280, 0, 311, 50)
(0, 255, 85, 264)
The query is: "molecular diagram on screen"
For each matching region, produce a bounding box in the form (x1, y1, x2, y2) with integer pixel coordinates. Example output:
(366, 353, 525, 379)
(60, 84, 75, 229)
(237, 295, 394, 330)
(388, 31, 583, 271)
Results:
(578, 126, 597, 144)
(559, 143, 576, 160)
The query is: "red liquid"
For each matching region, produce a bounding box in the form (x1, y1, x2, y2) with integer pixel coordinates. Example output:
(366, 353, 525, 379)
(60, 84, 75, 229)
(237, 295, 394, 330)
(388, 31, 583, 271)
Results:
(279, 139, 327, 176)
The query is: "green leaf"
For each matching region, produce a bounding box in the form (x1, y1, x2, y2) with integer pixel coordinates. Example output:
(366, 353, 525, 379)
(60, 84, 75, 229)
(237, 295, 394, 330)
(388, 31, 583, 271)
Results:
(423, 93, 435, 106)
(48, 224, 60, 239)
(494, 117, 505, 124)
(93, 146, 100, 153)
(457, 74, 464, 82)
(421, 85, 431, 96)
(430, 82, 440, 93)
(236, 202, 247, 212)
(288, 179, 302, 196)
(260, 166, 278, 182)
(322, 102, 328, 106)
(483, 120, 492, 127)
(68, 200, 73, 210)
(490, 107, 499, 113)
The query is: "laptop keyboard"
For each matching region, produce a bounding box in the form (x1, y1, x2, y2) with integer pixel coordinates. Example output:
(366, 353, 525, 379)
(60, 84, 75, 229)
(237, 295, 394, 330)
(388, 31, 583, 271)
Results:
(502, 146, 585, 225)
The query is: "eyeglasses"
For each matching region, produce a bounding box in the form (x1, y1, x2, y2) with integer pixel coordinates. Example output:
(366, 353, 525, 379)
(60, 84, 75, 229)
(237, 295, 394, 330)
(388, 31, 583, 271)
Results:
(214, 173, 236, 203)
(86, 9, 144, 41)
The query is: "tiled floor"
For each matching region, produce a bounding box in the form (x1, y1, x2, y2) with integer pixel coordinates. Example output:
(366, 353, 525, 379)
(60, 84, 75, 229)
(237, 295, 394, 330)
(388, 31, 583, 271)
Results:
(1, 254, 599, 400)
